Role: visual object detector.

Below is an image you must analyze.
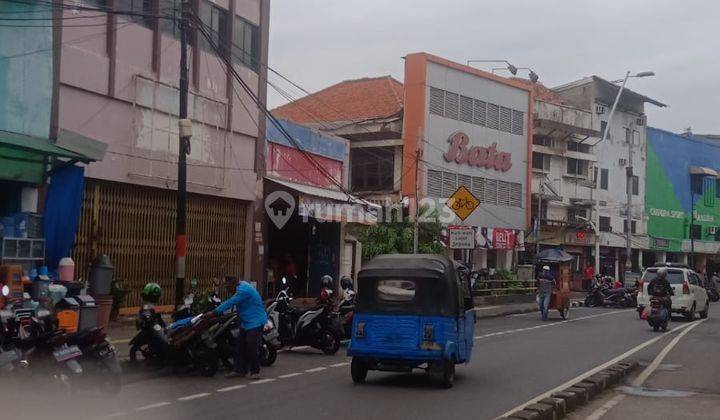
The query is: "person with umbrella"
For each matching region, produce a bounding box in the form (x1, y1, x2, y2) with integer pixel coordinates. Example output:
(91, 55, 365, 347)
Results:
(536, 265, 557, 321)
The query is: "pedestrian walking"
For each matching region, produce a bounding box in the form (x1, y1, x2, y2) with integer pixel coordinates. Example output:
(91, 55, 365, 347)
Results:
(207, 279, 268, 379)
(582, 262, 595, 291)
(536, 265, 556, 321)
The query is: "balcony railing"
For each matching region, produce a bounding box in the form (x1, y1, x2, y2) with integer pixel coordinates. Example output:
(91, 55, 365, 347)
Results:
(534, 100, 600, 137)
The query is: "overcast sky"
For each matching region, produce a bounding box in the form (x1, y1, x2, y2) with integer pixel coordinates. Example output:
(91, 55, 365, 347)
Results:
(268, 0, 719, 134)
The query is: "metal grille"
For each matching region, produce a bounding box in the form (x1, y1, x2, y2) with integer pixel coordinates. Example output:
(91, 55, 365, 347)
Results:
(510, 182, 522, 207)
(444, 92, 459, 120)
(471, 177, 485, 199)
(73, 179, 246, 308)
(473, 99, 486, 126)
(497, 180, 511, 206)
(459, 96, 474, 123)
(457, 174, 472, 191)
(484, 179, 498, 205)
(429, 87, 445, 116)
(487, 103, 500, 130)
(441, 171, 458, 198)
(511, 109, 524, 135)
(499, 106, 512, 133)
(426, 170, 443, 197)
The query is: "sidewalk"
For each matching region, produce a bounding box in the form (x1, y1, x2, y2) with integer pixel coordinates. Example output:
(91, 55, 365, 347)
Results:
(474, 291, 586, 319)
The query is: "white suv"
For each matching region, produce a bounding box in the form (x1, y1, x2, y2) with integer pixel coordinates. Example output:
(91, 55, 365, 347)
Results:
(637, 265, 710, 321)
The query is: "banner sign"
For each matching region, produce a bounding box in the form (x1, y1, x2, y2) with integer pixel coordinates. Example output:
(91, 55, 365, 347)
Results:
(448, 226, 476, 249)
(476, 227, 524, 250)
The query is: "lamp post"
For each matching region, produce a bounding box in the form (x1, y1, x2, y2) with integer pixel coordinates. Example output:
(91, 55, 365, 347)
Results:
(492, 67, 539, 83)
(466, 59, 518, 75)
(600, 71, 655, 274)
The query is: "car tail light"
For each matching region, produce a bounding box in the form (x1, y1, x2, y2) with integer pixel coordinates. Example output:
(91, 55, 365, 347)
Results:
(355, 322, 365, 338)
(423, 324, 435, 341)
(638, 280, 644, 290)
(683, 282, 690, 294)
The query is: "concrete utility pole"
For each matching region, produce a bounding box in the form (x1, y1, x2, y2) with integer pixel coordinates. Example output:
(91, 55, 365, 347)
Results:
(175, 0, 191, 307)
(413, 131, 421, 254)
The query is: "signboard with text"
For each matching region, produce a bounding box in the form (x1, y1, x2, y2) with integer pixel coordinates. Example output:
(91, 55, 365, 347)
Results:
(448, 226, 476, 249)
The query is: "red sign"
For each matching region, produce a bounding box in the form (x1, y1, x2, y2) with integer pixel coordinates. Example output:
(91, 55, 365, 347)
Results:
(492, 228, 517, 250)
(576, 231, 586, 241)
(443, 132, 512, 172)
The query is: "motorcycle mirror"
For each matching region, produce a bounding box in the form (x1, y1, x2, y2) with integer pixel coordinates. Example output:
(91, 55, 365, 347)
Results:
(281, 277, 287, 285)
(1, 285, 8, 297)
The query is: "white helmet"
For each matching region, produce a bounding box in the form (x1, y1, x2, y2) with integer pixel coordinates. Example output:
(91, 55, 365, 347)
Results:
(542, 265, 550, 271)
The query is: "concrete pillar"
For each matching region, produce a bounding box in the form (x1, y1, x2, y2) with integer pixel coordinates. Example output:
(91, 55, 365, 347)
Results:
(657, 251, 667, 263)
(680, 254, 688, 264)
(614, 248, 620, 279)
(638, 250, 644, 271)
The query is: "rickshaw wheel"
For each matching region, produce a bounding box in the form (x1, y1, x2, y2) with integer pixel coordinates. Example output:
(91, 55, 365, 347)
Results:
(351, 357, 368, 384)
(559, 302, 570, 320)
(441, 361, 455, 388)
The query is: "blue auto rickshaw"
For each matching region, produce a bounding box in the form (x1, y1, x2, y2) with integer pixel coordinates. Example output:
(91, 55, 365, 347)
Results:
(347, 254, 475, 388)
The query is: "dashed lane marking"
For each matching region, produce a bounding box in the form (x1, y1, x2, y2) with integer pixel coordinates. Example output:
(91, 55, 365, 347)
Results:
(278, 372, 303, 379)
(135, 402, 172, 412)
(475, 310, 628, 340)
(216, 384, 247, 393)
(305, 367, 327, 373)
(177, 393, 211, 401)
(328, 362, 349, 368)
(250, 378, 276, 385)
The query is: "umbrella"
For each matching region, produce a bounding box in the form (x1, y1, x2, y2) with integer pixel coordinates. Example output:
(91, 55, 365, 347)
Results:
(535, 248, 574, 263)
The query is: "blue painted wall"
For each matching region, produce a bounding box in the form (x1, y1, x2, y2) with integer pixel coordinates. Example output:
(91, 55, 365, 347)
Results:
(0, 0, 53, 139)
(266, 119, 347, 162)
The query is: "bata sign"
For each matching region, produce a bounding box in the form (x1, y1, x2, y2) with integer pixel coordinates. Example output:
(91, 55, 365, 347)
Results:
(443, 132, 512, 172)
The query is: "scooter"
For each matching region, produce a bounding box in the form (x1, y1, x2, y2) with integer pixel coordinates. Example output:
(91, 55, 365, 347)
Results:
(584, 279, 635, 307)
(647, 297, 670, 332)
(212, 313, 280, 369)
(337, 276, 355, 339)
(267, 284, 342, 355)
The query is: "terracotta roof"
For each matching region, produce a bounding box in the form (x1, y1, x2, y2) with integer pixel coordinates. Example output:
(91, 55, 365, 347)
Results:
(272, 76, 404, 124)
(510, 77, 568, 105)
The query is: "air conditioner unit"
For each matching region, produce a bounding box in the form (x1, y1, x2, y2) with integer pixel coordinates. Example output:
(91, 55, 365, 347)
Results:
(595, 105, 606, 114)
(636, 115, 647, 126)
(618, 158, 628, 166)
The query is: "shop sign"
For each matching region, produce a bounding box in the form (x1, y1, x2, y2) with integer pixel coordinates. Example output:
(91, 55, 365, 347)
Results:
(653, 237, 670, 249)
(448, 226, 475, 249)
(564, 231, 595, 245)
(446, 185, 480, 221)
(443, 132, 512, 172)
(476, 227, 523, 250)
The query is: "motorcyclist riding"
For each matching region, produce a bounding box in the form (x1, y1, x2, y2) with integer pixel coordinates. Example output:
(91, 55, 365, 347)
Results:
(647, 267, 674, 313)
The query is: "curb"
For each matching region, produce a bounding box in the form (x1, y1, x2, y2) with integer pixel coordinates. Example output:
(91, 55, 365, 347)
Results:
(503, 361, 639, 420)
(474, 300, 586, 319)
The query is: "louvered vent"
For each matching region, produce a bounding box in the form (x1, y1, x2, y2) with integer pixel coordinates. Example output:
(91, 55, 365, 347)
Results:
(499, 107, 512, 133)
(471, 177, 485, 199)
(484, 179, 498, 205)
(473, 100, 487, 126)
(429, 87, 445, 116)
(487, 103, 500, 130)
(510, 183, 522, 207)
(444, 92, 459, 120)
(459, 96, 474, 123)
(426, 169, 443, 197)
(497, 181, 511, 206)
(441, 171, 458, 198)
(458, 174, 472, 191)
(511, 110, 524, 135)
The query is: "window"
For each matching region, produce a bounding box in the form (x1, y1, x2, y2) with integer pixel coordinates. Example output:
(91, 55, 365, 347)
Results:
(690, 224, 702, 240)
(351, 148, 394, 192)
(115, 0, 153, 28)
(642, 269, 685, 285)
(566, 158, 588, 177)
(531, 200, 548, 222)
(623, 220, 637, 234)
(233, 16, 261, 70)
(200, 0, 229, 54)
(376, 280, 416, 302)
(626, 175, 639, 195)
(599, 216, 611, 232)
(625, 127, 632, 144)
(533, 135, 552, 147)
(160, 0, 180, 37)
(567, 141, 591, 153)
(567, 207, 588, 224)
(599, 168, 609, 190)
(691, 175, 703, 195)
(600, 121, 612, 140)
(532, 153, 550, 172)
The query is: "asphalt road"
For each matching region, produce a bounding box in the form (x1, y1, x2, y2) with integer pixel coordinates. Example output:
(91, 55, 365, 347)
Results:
(2, 305, 713, 420)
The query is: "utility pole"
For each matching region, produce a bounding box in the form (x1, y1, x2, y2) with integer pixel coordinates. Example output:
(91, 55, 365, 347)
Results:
(625, 127, 634, 272)
(413, 131, 421, 254)
(175, 0, 192, 307)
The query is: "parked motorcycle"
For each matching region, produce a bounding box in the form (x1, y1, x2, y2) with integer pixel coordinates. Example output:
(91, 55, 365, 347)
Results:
(337, 276, 355, 339)
(647, 297, 670, 332)
(584, 279, 635, 308)
(212, 313, 279, 369)
(129, 303, 220, 376)
(267, 285, 342, 355)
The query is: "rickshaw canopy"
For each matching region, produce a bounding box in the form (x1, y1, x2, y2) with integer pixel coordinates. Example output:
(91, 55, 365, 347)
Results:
(535, 248, 574, 263)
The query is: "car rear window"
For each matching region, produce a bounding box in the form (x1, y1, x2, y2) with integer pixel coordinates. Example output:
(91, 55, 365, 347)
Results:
(642, 269, 685, 284)
(376, 279, 416, 302)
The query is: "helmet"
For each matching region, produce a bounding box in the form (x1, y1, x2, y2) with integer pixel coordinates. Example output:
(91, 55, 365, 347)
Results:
(656, 267, 668, 280)
(321, 275, 334, 289)
(141, 282, 163, 303)
(340, 275, 353, 290)
(542, 265, 550, 271)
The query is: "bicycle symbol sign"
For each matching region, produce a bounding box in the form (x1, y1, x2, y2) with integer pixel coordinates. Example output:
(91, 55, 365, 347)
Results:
(446, 186, 480, 221)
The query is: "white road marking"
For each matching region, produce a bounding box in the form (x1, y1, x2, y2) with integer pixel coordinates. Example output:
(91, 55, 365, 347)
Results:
(278, 372, 303, 379)
(474, 305, 504, 310)
(250, 378, 276, 385)
(305, 367, 327, 373)
(216, 384, 247, 393)
(494, 321, 694, 419)
(475, 310, 628, 340)
(135, 402, 172, 412)
(583, 319, 706, 420)
(329, 362, 350, 368)
(177, 393, 211, 401)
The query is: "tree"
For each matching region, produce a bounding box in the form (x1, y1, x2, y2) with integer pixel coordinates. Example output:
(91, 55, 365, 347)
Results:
(356, 205, 444, 262)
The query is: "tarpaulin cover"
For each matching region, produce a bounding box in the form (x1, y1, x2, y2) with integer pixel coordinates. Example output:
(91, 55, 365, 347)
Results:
(43, 165, 84, 269)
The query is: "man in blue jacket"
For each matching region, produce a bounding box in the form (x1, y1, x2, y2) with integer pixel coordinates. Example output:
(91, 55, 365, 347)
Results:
(208, 280, 268, 379)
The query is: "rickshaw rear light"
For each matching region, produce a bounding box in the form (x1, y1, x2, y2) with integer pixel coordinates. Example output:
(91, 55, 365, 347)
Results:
(423, 324, 434, 341)
(355, 322, 365, 338)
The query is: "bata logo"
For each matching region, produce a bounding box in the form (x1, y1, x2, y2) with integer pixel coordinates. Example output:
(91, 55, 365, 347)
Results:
(443, 132, 512, 172)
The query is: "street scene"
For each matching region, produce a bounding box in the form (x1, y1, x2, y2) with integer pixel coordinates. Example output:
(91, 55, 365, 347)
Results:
(0, 0, 719, 419)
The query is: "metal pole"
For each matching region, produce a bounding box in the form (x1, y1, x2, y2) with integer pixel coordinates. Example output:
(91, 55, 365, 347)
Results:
(413, 133, 421, 254)
(536, 189, 542, 255)
(690, 190, 695, 268)
(175, 0, 190, 307)
(626, 128, 634, 271)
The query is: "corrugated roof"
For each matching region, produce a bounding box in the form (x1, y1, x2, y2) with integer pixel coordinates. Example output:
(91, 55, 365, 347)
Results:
(272, 76, 404, 124)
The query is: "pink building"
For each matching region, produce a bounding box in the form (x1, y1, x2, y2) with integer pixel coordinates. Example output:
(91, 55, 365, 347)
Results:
(54, 1, 269, 308)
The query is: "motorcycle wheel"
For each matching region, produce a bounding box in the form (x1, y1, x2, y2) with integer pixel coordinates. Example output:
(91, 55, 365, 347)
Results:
(317, 329, 340, 355)
(129, 343, 159, 366)
(584, 296, 594, 307)
(653, 325, 659, 332)
(196, 351, 219, 377)
(260, 342, 277, 367)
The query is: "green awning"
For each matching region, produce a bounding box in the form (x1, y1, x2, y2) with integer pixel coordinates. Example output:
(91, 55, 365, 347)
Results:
(0, 130, 93, 184)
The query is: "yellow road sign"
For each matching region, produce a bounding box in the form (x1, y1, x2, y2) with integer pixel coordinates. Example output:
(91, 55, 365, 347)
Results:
(446, 185, 480, 221)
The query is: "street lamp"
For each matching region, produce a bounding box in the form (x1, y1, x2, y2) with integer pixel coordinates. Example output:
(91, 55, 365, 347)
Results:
(598, 71, 655, 273)
(492, 67, 539, 83)
(466, 59, 518, 75)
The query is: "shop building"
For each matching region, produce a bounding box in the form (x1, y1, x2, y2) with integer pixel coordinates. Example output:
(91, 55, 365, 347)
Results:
(50, 1, 270, 307)
(645, 127, 720, 274)
(555, 76, 666, 278)
(264, 119, 371, 297)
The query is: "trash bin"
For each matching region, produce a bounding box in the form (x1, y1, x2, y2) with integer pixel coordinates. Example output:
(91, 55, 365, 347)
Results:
(73, 295, 98, 332)
(88, 254, 113, 296)
(94, 295, 113, 331)
(56, 297, 80, 333)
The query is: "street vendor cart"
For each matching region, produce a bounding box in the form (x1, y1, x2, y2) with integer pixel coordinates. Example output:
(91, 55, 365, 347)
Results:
(536, 249, 573, 320)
